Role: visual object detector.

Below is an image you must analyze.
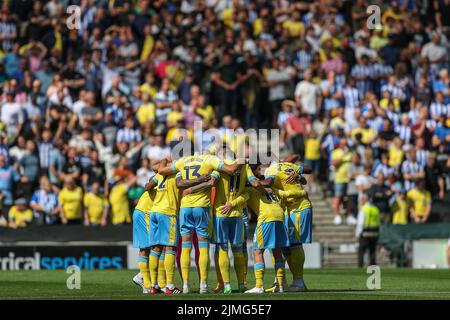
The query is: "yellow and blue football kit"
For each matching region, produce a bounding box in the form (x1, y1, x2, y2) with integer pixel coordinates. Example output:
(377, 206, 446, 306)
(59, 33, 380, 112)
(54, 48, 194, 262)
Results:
(246, 187, 289, 250)
(246, 187, 289, 290)
(132, 188, 156, 249)
(171, 154, 222, 238)
(212, 162, 256, 245)
(170, 154, 223, 289)
(264, 162, 313, 245)
(264, 162, 313, 284)
(133, 188, 156, 290)
(212, 162, 256, 290)
(149, 173, 181, 247)
(147, 173, 181, 289)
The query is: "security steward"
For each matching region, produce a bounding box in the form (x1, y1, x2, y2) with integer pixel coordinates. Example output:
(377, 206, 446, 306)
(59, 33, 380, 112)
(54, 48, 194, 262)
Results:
(355, 192, 380, 267)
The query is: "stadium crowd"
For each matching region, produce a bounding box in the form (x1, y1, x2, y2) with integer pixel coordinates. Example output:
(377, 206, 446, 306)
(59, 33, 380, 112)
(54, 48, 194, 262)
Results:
(0, 0, 449, 228)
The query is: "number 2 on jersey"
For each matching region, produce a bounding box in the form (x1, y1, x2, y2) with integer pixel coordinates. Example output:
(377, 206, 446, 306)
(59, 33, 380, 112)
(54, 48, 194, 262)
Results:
(158, 176, 168, 189)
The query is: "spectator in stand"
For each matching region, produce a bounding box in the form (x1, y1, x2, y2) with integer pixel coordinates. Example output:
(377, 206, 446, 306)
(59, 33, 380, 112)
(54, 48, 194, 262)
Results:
(347, 153, 364, 221)
(286, 106, 311, 159)
(30, 176, 59, 225)
(109, 174, 135, 225)
(8, 198, 32, 229)
(331, 137, 353, 225)
(58, 176, 83, 225)
(294, 69, 321, 118)
(0, 0, 447, 231)
(369, 173, 393, 224)
(425, 152, 445, 200)
(407, 179, 432, 224)
(83, 180, 109, 227)
(390, 182, 408, 225)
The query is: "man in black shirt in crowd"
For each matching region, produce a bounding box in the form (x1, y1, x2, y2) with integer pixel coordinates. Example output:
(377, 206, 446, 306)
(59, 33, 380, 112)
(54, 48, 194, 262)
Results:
(369, 173, 393, 223)
(425, 152, 445, 200)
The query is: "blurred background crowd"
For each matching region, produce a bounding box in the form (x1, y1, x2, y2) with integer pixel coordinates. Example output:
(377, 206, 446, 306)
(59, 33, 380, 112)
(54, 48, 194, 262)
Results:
(0, 0, 449, 229)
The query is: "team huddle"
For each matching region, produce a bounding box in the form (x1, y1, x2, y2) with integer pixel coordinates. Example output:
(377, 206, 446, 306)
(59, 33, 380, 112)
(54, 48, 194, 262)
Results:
(131, 144, 313, 294)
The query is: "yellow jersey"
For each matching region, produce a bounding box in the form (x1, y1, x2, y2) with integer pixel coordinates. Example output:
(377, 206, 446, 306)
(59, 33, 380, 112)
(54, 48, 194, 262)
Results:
(150, 173, 181, 216)
(388, 145, 404, 168)
(305, 138, 321, 160)
(331, 148, 352, 184)
(83, 192, 109, 224)
(136, 103, 155, 126)
(351, 127, 375, 145)
(139, 83, 157, 99)
(264, 162, 312, 212)
(172, 154, 222, 208)
(196, 105, 215, 124)
(166, 111, 184, 125)
(8, 206, 33, 227)
(214, 162, 256, 218)
(245, 188, 285, 223)
(109, 183, 131, 224)
(391, 198, 408, 225)
(407, 189, 431, 218)
(135, 188, 156, 213)
(58, 187, 83, 220)
(282, 20, 305, 37)
(380, 98, 400, 111)
(140, 35, 154, 60)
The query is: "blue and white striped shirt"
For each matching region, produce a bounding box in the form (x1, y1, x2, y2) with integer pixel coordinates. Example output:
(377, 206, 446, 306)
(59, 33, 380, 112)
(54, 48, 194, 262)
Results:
(416, 149, 429, 167)
(401, 160, 423, 191)
(430, 102, 449, 119)
(381, 84, 405, 101)
(395, 125, 412, 144)
(0, 21, 16, 50)
(351, 64, 372, 99)
(373, 163, 396, 178)
(31, 190, 59, 224)
(294, 50, 313, 72)
(342, 86, 359, 109)
(116, 128, 142, 144)
(38, 142, 54, 169)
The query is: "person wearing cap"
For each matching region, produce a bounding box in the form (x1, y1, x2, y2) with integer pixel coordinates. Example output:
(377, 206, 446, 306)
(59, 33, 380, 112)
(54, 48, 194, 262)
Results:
(355, 192, 380, 267)
(8, 198, 32, 229)
(406, 179, 432, 224)
(58, 176, 83, 224)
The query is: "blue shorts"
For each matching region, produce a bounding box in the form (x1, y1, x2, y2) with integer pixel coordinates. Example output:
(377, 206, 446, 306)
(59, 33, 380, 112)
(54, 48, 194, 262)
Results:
(253, 221, 289, 250)
(305, 159, 319, 173)
(299, 207, 313, 244)
(285, 210, 301, 245)
(334, 183, 348, 197)
(132, 209, 150, 249)
(149, 212, 179, 247)
(179, 207, 210, 238)
(242, 208, 249, 240)
(212, 216, 244, 245)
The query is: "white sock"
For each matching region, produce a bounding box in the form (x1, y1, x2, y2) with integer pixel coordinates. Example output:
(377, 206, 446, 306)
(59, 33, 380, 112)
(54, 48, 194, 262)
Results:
(167, 283, 175, 290)
(224, 283, 231, 289)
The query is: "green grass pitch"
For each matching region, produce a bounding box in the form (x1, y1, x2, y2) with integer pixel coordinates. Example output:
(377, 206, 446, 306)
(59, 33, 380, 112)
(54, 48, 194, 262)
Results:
(1, 268, 450, 300)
